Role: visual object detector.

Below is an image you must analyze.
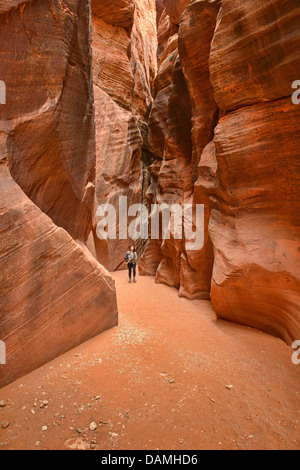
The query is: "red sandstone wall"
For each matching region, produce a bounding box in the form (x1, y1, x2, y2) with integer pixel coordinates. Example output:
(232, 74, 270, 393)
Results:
(140, 0, 300, 343)
(0, 0, 118, 388)
(0, 0, 299, 394)
(209, 0, 300, 343)
(91, 0, 158, 271)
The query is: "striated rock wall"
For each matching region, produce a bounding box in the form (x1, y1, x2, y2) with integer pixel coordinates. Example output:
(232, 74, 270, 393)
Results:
(0, 0, 96, 242)
(210, 99, 300, 344)
(0, 0, 299, 396)
(91, 0, 158, 271)
(140, 0, 300, 343)
(164, 0, 191, 25)
(91, 0, 135, 29)
(140, 0, 221, 301)
(0, 0, 118, 388)
(209, 0, 300, 111)
(209, 0, 300, 344)
(0, 159, 118, 389)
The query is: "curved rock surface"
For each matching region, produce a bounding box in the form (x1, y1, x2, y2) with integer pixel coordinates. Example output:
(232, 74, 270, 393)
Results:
(181, 141, 217, 300)
(92, 14, 134, 111)
(210, 0, 300, 111)
(91, 85, 143, 271)
(140, 0, 300, 343)
(207, 0, 300, 343)
(179, 0, 220, 178)
(210, 98, 300, 344)
(91, 0, 157, 271)
(164, 0, 191, 25)
(0, 160, 118, 389)
(1, 0, 299, 402)
(91, 0, 134, 30)
(0, 0, 96, 242)
(141, 0, 219, 302)
(0, 0, 118, 387)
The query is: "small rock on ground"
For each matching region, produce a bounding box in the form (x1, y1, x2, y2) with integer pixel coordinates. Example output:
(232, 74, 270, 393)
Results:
(1, 421, 10, 429)
(89, 421, 98, 431)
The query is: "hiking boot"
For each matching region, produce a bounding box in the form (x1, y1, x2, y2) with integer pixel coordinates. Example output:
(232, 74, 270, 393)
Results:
(133, 278, 137, 283)
(129, 279, 132, 283)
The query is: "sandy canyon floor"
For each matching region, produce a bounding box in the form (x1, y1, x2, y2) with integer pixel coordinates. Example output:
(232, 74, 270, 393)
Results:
(0, 272, 299, 450)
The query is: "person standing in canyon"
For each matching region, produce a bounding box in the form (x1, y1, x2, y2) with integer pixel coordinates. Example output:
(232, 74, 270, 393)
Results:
(125, 246, 138, 283)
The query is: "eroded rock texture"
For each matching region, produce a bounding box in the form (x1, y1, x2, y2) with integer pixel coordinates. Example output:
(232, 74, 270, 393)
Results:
(0, 0, 299, 400)
(0, 159, 117, 389)
(140, 0, 220, 301)
(91, 0, 135, 30)
(209, 0, 300, 111)
(210, 99, 300, 344)
(209, 0, 300, 343)
(177, 0, 220, 300)
(91, 0, 157, 271)
(164, 0, 191, 25)
(0, 0, 96, 242)
(140, 0, 300, 342)
(0, 0, 118, 387)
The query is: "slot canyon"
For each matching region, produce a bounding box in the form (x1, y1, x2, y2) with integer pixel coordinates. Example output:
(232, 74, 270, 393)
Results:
(0, 0, 299, 451)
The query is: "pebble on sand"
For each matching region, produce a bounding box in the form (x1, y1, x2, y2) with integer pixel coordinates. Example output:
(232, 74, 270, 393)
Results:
(1, 421, 10, 429)
(89, 421, 98, 432)
(90, 440, 97, 449)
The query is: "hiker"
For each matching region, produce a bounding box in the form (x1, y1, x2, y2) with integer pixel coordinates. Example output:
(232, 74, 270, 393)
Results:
(125, 245, 138, 283)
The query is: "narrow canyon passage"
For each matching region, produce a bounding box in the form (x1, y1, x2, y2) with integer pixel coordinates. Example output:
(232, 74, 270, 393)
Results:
(0, 273, 299, 451)
(0, 0, 299, 453)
